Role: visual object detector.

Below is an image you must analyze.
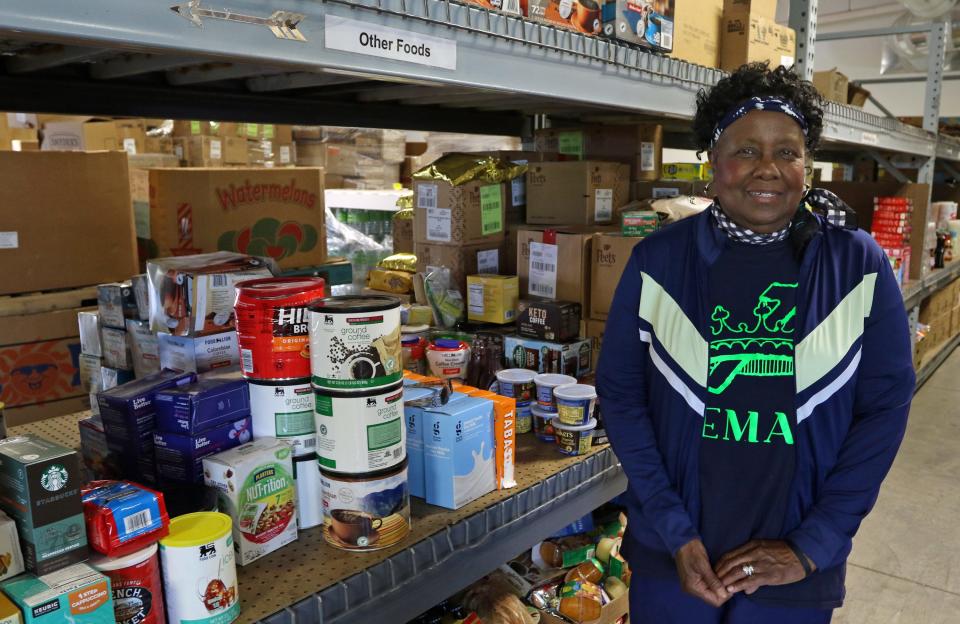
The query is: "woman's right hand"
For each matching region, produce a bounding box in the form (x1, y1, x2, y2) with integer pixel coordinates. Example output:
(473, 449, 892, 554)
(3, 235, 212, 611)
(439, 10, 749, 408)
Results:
(675, 539, 730, 608)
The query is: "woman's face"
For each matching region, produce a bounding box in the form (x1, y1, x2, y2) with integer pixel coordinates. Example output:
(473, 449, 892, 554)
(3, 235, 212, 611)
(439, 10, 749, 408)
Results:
(709, 110, 807, 234)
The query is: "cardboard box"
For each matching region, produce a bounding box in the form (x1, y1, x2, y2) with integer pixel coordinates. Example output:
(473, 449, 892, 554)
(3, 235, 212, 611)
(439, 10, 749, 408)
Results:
(528, 0, 605, 35)
(517, 227, 614, 309)
(0, 152, 137, 295)
(0, 583, 21, 624)
(0, 306, 91, 418)
(670, 0, 723, 67)
(415, 240, 508, 295)
(721, 12, 796, 72)
(172, 120, 217, 137)
(144, 167, 325, 268)
(467, 275, 519, 324)
(157, 331, 241, 373)
(144, 136, 174, 155)
(600, 0, 675, 52)
(585, 318, 606, 372)
(632, 179, 710, 200)
(393, 211, 414, 254)
(114, 119, 146, 155)
(590, 233, 640, 320)
(154, 415, 251, 485)
(662, 162, 713, 180)
(179, 136, 223, 167)
(813, 69, 850, 104)
(0, 512, 24, 583)
(534, 124, 663, 181)
(504, 335, 593, 377)
(423, 397, 497, 509)
(517, 299, 582, 342)
(223, 136, 249, 165)
(723, 0, 776, 18)
(40, 119, 119, 151)
(0, 435, 88, 575)
(526, 162, 631, 225)
(3, 563, 113, 624)
(848, 83, 871, 108)
(413, 179, 507, 246)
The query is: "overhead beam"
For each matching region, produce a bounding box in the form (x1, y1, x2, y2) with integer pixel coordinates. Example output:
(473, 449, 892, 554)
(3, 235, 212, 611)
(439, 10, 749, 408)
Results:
(816, 24, 931, 41)
(90, 53, 201, 80)
(6, 45, 107, 73)
(166, 63, 275, 85)
(0, 73, 524, 135)
(246, 71, 366, 92)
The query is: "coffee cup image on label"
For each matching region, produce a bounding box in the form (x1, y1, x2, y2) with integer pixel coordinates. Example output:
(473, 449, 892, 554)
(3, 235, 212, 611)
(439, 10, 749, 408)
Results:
(314, 382, 405, 474)
(308, 296, 402, 390)
(320, 461, 409, 551)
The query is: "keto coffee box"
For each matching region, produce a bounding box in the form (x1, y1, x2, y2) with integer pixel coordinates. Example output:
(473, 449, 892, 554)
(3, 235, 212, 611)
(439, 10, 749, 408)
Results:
(157, 331, 240, 374)
(423, 397, 496, 510)
(154, 416, 252, 485)
(0, 436, 88, 575)
(516, 299, 582, 342)
(2, 563, 114, 624)
(154, 375, 250, 434)
(203, 438, 298, 565)
(504, 335, 593, 378)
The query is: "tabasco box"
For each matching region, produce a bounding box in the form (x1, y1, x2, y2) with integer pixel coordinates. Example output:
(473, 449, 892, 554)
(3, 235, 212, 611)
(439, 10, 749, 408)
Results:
(142, 167, 326, 269)
(0, 436, 88, 575)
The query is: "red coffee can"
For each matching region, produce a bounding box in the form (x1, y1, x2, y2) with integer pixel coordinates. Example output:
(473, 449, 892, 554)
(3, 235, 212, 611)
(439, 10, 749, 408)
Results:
(235, 277, 326, 380)
(90, 543, 165, 624)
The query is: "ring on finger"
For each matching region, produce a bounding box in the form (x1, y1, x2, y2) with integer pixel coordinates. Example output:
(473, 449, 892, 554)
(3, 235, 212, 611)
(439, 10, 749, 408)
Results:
(742, 564, 755, 577)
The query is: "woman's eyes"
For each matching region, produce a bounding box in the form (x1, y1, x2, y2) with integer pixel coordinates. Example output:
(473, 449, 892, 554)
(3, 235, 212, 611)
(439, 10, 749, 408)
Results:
(734, 147, 801, 158)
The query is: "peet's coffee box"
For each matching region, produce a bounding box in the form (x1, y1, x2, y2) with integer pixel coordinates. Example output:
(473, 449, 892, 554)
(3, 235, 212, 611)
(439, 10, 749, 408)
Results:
(141, 167, 326, 269)
(0, 436, 88, 575)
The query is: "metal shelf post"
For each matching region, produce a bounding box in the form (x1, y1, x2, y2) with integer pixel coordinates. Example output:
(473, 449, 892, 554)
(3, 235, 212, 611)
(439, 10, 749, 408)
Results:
(789, 0, 817, 81)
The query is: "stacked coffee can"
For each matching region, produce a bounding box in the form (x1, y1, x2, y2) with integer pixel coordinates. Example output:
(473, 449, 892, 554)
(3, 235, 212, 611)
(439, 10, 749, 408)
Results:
(307, 295, 410, 551)
(234, 277, 326, 529)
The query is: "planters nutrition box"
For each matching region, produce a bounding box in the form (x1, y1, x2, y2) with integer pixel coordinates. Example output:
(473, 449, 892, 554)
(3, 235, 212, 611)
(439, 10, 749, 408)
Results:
(0, 436, 88, 575)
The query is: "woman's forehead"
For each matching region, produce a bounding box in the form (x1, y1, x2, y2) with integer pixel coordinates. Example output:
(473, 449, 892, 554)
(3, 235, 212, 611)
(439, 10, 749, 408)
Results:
(721, 110, 805, 141)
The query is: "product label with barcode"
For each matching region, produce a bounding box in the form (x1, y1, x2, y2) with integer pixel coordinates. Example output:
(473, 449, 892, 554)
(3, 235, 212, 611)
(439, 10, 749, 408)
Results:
(84, 482, 163, 543)
(653, 187, 680, 198)
(174, 145, 184, 160)
(280, 145, 291, 164)
(480, 184, 503, 235)
(659, 19, 673, 50)
(426, 207, 452, 242)
(210, 139, 222, 160)
(511, 159, 528, 206)
(418, 183, 438, 209)
(528, 241, 559, 299)
(595, 188, 614, 222)
(123, 138, 137, 155)
(0, 232, 18, 249)
(477, 249, 499, 274)
(640, 142, 655, 172)
(468, 283, 485, 315)
(500, 0, 522, 15)
(241, 348, 254, 374)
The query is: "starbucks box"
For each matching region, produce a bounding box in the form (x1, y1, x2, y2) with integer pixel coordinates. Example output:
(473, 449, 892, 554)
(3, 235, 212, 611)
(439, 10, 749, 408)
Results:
(0, 435, 88, 575)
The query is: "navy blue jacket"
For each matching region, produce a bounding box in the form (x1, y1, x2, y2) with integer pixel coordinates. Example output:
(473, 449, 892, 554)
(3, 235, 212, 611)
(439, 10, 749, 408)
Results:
(597, 209, 914, 606)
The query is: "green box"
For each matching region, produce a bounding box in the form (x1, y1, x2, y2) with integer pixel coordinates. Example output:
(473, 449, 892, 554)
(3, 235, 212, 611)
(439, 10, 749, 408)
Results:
(0, 436, 87, 575)
(2, 563, 113, 624)
(621, 210, 660, 237)
(661, 162, 713, 181)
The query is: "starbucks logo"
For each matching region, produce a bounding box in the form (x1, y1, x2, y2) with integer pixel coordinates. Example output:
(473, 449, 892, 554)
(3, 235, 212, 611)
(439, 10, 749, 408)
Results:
(41, 465, 68, 492)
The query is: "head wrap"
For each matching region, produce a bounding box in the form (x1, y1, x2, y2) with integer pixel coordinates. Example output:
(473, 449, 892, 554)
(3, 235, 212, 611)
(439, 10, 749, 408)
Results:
(711, 96, 809, 148)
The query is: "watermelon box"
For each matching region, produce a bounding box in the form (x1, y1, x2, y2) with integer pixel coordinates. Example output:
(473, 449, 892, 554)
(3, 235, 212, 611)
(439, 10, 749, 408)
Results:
(142, 167, 326, 269)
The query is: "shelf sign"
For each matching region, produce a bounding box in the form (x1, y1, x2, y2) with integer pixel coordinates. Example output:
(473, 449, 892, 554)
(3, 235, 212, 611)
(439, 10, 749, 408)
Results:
(861, 131, 880, 146)
(324, 16, 457, 70)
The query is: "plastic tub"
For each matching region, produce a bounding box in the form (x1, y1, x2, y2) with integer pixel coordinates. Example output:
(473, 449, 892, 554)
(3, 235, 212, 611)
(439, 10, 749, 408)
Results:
(552, 418, 597, 456)
(553, 384, 597, 426)
(516, 403, 533, 434)
(531, 405, 557, 442)
(534, 373, 577, 412)
(496, 368, 537, 404)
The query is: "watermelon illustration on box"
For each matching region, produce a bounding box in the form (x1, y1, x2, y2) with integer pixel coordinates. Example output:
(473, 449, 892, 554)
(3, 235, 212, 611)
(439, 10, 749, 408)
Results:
(144, 168, 327, 269)
(218, 218, 319, 262)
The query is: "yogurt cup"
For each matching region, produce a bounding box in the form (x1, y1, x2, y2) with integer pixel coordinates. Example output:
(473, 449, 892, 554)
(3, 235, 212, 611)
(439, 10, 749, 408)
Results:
(534, 374, 577, 412)
(496, 368, 537, 404)
(553, 384, 597, 426)
(516, 403, 533, 434)
(531, 405, 557, 442)
(552, 418, 597, 456)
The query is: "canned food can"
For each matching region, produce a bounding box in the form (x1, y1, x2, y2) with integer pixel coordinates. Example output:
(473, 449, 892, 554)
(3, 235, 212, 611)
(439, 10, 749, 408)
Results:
(320, 460, 410, 551)
(159, 512, 239, 624)
(308, 296, 402, 391)
(90, 543, 166, 624)
(314, 381, 405, 474)
(235, 277, 325, 380)
(248, 377, 316, 457)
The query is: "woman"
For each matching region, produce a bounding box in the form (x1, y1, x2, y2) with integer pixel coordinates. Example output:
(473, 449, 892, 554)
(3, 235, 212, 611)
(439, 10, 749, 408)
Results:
(597, 62, 914, 623)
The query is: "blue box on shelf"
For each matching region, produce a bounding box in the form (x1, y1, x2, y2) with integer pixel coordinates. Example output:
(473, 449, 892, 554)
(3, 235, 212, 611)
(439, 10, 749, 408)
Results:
(154, 375, 251, 435)
(154, 415, 252, 484)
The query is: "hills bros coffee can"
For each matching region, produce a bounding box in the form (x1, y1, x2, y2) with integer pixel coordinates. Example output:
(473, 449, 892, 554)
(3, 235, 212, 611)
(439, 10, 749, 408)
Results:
(235, 277, 325, 380)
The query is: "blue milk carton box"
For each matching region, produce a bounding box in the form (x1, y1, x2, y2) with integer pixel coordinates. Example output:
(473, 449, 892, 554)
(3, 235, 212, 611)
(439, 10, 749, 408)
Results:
(154, 416, 252, 484)
(154, 375, 250, 435)
(423, 396, 496, 510)
(403, 388, 468, 500)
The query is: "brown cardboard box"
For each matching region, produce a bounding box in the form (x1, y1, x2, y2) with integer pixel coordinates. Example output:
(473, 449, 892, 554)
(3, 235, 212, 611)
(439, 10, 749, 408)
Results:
(0, 304, 94, 425)
(294, 140, 327, 167)
(516, 226, 617, 310)
(269, 124, 294, 145)
(848, 83, 871, 107)
(721, 12, 796, 72)
(180, 136, 223, 167)
(413, 179, 507, 246)
(534, 124, 663, 181)
(144, 136, 175, 155)
(585, 318, 606, 372)
(0, 127, 38, 152)
(819, 181, 930, 279)
(813, 69, 850, 104)
(723, 0, 777, 18)
(526, 161, 630, 225)
(633, 179, 710, 201)
(590, 233, 641, 320)
(223, 136, 249, 165)
(0, 151, 137, 295)
(671, 0, 724, 68)
(144, 167, 326, 269)
(393, 211, 414, 254)
(40, 118, 119, 151)
(114, 119, 147, 155)
(415, 240, 509, 295)
(172, 120, 217, 137)
(275, 143, 296, 167)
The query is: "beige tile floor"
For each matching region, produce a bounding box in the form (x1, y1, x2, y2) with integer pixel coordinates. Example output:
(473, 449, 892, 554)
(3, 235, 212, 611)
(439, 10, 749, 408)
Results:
(834, 346, 960, 624)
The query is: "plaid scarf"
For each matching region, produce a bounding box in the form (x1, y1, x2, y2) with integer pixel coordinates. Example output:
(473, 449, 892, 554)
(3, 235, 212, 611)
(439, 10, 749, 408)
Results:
(710, 188, 858, 246)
